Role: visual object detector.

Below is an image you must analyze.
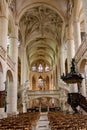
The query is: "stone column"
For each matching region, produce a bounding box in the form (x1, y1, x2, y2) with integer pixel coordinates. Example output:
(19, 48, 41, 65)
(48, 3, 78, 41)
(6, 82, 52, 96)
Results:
(23, 50, 27, 82)
(0, 1, 8, 118)
(66, 23, 78, 93)
(82, 0, 87, 34)
(22, 103, 27, 113)
(7, 81, 13, 113)
(21, 47, 27, 85)
(67, 23, 75, 73)
(10, 25, 18, 113)
(60, 44, 65, 74)
(8, 37, 13, 57)
(0, 2, 8, 50)
(80, 74, 86, 97)
(53, 66, 56, 89)
(21, 46, 24, 85)
(74, 21, 81, 52)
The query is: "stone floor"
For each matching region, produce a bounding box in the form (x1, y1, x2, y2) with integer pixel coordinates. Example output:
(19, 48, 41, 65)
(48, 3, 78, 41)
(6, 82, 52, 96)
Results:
(32, 112, 51, 130)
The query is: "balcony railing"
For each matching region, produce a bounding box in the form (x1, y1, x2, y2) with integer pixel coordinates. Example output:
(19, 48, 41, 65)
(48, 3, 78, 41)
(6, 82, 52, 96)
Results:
(27, 90, 60, 96)
(7, 55, 15, 71)
(0, 46, 6, 60)
(75, 35, 87, 63)
(0, 46, 15, 71)
(22, 90, 67, 102)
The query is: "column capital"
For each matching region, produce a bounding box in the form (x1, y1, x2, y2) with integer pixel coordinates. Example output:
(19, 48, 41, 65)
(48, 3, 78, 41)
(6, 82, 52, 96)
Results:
(9, 24, 19, 41)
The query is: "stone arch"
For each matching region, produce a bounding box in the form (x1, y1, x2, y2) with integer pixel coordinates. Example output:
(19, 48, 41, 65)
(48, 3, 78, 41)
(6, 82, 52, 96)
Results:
(6, 70, 13, 113)
(79, 59, 87, 73)
(6, 70, 13, 82)
(18, 2, 64, 24)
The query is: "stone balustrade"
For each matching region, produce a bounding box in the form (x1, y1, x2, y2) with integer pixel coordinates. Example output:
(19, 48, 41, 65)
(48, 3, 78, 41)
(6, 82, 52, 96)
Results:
(75, 35, 87, 63)
(27, 90, 60, 95)
(0, 46, 6, 60)
(0, 46, 15, 71)
(18, 81, 30, 93)
(25, 90, 67, 100)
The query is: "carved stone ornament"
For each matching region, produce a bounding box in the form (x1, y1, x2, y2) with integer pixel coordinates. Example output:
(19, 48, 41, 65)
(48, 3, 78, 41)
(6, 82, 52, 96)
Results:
(9, 0, 15, 12)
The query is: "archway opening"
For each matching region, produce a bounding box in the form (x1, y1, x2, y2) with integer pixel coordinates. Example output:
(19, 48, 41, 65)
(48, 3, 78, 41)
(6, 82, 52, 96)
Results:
(6, 70, 13, 113)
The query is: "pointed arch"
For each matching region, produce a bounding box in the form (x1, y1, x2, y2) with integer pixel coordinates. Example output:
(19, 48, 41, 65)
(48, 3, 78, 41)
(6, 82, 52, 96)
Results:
(6, 70, 13, 82)
(79, 59, 87, 73)
(6, 70, 13, 113)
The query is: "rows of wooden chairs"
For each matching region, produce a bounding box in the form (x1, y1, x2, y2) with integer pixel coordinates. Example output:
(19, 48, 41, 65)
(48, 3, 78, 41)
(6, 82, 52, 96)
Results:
(48, 111, 87, 130)
(0, 112, 40, 130)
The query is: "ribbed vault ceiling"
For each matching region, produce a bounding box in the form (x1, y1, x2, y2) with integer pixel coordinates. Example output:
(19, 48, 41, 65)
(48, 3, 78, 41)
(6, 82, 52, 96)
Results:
(19, 5, 63, 67)
(9, 0, 83, 68)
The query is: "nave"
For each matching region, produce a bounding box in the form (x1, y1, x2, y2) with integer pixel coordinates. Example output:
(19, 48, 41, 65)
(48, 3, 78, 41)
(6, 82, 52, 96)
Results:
(0, 111, 87, 130)
(33, 112, 51, 130)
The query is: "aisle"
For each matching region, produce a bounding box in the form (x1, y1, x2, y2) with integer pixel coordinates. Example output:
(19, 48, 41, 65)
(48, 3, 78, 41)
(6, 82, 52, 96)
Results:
(32, 112, 51, 130)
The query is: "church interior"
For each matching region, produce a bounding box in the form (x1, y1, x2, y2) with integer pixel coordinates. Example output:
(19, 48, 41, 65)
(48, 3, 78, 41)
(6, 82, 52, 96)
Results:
(0, 0, 87, 129)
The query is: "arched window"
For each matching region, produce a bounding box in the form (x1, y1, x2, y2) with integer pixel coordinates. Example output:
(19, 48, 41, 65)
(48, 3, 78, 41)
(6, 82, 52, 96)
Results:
(32, 64, 36, 72)
(45, 64, 49, 72)
(7, 35, 10, 47)
(38, 76, 44, 89)
(38, 64, 43, 72)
